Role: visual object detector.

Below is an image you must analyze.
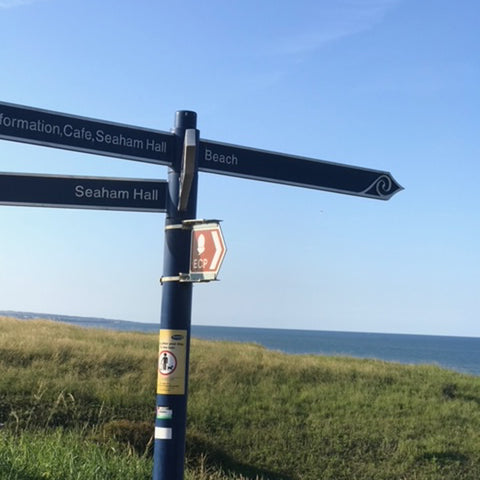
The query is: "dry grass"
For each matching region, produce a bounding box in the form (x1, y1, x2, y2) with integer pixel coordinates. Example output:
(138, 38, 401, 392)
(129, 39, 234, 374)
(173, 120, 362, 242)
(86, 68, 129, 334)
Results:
(2, 317, 480, 479)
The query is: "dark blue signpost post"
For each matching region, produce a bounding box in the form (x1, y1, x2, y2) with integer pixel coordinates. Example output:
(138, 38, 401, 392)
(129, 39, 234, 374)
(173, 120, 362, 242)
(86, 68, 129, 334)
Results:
(0, 100, 403, 480)
(153, 111, 199, 480)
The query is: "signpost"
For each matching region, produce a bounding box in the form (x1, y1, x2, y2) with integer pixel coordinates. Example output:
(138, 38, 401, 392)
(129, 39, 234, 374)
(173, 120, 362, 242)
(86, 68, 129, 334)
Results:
(0, 100, 403, 480)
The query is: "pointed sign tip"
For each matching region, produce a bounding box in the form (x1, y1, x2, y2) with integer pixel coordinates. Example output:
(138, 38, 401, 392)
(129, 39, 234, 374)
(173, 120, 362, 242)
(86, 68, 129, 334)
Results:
(360, 172, 403, 200)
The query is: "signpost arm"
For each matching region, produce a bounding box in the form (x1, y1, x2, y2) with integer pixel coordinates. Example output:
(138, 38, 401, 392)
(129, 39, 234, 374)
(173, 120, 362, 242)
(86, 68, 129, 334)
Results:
(153, 111, 199, 480)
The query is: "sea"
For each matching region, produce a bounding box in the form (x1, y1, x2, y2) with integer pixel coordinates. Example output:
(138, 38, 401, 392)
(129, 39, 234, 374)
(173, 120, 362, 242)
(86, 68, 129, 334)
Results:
(2, 311, 480, 377)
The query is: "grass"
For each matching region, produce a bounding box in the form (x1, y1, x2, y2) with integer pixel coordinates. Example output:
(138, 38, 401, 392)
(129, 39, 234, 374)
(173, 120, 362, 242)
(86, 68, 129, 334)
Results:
(0, 429, 152, 480)
(2, 316, 480, 479)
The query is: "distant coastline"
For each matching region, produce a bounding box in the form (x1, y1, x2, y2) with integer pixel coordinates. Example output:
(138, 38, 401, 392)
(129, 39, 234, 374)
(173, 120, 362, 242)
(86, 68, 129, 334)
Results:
(0, 310, 159, 333)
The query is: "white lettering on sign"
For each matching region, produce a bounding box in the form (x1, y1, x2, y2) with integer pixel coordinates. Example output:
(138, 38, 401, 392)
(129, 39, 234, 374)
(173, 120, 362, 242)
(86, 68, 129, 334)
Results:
(204, 148, 238, 166)
(75, 185, 129, 200)
(95, 129, 144, 149)
(145, 138, 167, 152)
(0, 113, 62, 136)
(0, 112, 168, 155)
(63, 124, 93, 141)
(192, 258, 208, 270)
(133, 188, 159, 201)
(74, 185, 160, 202)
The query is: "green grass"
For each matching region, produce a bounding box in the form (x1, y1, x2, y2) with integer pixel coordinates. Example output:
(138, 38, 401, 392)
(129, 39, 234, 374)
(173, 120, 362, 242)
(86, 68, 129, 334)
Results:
(0, 429, 152, 480)
(2, 316, 480, 479)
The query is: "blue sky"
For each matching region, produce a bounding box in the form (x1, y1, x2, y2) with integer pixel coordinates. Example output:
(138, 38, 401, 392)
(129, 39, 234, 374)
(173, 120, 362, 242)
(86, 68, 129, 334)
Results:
(0, 0, 478, 336)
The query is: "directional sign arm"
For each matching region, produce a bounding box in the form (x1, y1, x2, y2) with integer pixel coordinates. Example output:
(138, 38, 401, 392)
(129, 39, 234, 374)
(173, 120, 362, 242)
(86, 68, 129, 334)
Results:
(0, 101, 174, 165)
(0, 172, 168, 212)
(198, 139, 403, 200)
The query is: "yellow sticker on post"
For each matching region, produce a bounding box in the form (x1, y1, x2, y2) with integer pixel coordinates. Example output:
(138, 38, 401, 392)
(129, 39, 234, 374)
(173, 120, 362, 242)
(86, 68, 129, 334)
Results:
(157, 329, 187, 395)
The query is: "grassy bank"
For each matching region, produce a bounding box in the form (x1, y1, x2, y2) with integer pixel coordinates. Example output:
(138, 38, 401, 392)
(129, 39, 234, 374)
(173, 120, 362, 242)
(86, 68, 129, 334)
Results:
(2, 317, 480, 479)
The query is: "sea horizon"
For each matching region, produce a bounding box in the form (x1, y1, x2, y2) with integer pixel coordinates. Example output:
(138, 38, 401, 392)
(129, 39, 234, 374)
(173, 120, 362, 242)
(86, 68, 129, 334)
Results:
(2, 310, 480, 377)
(2, 309, 479, 339)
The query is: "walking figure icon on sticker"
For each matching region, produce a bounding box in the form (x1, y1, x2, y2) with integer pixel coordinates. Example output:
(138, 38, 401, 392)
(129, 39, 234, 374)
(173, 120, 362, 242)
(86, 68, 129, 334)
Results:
(159, 351, 177, 375)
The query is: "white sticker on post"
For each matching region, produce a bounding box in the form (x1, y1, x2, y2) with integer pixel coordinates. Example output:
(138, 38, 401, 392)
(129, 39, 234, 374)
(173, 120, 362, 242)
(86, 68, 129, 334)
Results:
(155, 427, 172, 440)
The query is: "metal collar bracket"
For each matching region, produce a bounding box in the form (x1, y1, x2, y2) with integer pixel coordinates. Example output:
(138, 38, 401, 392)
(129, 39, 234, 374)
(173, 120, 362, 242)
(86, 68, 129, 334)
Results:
(159, 274, 190, 284)
(160, 273, 216, 284)
(165, 219, 222, 231)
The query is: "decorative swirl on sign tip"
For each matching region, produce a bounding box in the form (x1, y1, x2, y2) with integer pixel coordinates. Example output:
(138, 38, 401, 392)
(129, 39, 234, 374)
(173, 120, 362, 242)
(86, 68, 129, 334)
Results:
(362, 174, 394, 198)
